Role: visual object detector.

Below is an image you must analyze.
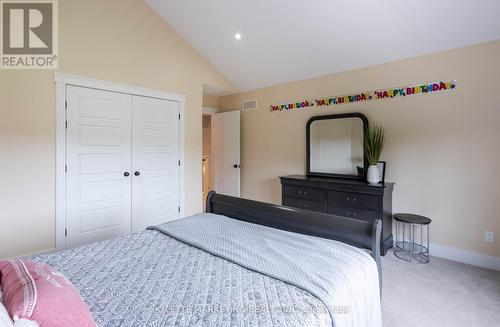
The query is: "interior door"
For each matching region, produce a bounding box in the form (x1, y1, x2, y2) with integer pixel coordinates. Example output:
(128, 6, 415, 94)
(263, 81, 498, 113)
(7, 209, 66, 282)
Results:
(131, 96, 180, 232)
(66, 86, 132, 248)
(213, 110, 240, 197)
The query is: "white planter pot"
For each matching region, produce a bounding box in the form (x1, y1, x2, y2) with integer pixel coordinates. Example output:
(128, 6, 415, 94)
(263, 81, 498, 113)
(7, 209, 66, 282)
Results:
(367, 165, 380, 184)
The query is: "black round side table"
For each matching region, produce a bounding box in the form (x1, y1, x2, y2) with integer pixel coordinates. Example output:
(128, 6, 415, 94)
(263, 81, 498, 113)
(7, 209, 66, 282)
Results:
(393, 213, 431, 263)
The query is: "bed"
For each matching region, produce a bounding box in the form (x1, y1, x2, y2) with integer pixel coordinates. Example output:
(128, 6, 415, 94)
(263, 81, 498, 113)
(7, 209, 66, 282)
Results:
(30, 191, 382, 327)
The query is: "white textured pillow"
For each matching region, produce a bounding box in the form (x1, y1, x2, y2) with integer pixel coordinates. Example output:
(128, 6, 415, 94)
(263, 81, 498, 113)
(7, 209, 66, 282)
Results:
(0, 302, 38, 327)
(13, 320, 39, 327)
(0, 301, 14, 327)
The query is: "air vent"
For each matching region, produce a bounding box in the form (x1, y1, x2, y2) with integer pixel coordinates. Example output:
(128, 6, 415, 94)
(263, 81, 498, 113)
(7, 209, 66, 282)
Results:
(242, 99, 257, 110)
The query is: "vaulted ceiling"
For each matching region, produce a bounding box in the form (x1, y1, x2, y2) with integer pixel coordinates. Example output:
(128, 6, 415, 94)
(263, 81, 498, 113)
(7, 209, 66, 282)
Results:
(145, 0, 500, 93)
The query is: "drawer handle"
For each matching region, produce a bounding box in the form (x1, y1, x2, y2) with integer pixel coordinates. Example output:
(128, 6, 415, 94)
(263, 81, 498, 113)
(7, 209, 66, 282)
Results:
(298, 190, 308, 196)
(298, 202, 308, 208)
(345, 197, 357, 203)
(346, 211, 357, 217)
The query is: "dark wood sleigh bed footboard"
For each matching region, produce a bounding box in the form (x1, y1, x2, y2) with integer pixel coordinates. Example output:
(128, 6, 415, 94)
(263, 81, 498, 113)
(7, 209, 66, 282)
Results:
(205, 191, 383, 289)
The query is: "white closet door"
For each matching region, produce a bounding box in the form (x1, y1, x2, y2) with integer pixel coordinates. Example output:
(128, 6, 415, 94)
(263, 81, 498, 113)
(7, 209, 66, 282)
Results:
(213, 110, 240, 197)
(131, 96, 180, 232)
(66, 86, 132, 248)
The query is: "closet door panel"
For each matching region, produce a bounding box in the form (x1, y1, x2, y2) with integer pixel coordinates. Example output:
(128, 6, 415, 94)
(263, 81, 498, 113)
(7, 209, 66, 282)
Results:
(66, 86, 132, 248)
(131, 96, 180, 232)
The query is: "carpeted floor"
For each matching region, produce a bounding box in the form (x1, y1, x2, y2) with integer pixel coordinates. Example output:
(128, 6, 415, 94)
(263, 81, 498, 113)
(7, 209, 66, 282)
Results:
(381, 249, 500, 327)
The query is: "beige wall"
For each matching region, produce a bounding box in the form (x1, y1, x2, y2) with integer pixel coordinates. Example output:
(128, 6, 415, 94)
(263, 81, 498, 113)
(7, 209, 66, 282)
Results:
(202, 95, 219, 108)
(0, 0, 236, 259)
(220, 41, 500, 257)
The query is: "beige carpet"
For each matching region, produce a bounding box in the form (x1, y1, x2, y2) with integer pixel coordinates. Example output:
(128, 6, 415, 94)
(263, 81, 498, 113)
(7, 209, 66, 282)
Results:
(381, 249, 500, 327)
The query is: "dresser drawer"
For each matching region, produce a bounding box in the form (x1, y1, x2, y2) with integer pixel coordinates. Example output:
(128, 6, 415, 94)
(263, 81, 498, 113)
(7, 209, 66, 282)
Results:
(284, 185, 324, 202)
(281, 175, 394, 256)
(327, 206, 379, 222)
(327, 191, 379, 210)
(283, 197, 324, 212)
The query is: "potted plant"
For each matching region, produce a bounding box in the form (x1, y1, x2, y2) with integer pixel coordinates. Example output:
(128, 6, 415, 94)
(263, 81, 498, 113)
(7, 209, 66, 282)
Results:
(364, 124, 384, 184)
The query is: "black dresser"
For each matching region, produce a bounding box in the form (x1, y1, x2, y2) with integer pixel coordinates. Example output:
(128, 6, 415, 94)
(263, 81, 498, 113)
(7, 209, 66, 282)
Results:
(280, 175, 394, 255)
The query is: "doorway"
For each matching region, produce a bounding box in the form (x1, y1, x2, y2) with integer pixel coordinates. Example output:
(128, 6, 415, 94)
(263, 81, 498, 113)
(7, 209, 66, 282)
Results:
(202, 114, 213, 208)
(201, 108, 241, 209)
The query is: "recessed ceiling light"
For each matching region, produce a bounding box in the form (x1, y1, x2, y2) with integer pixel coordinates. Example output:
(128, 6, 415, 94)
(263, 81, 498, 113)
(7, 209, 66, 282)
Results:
(234, 33, 242, 40)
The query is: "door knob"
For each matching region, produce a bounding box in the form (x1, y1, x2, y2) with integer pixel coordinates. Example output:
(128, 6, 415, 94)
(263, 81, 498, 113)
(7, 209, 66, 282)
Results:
(124, 172, 130, 177)
(134, 171, 140, 176)
(233, 164, 238, 168)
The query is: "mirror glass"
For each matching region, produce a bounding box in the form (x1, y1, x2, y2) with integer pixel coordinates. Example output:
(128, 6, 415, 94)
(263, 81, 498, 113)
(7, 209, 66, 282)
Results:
(309, 117, 364, 176)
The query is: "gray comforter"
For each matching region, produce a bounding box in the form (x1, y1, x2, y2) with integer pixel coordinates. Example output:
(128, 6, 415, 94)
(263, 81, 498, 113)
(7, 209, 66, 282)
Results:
(33, 213, 381, 327)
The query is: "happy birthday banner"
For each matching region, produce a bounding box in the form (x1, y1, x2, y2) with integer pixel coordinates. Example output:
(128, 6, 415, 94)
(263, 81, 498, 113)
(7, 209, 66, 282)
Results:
(270, 80, 456, 112)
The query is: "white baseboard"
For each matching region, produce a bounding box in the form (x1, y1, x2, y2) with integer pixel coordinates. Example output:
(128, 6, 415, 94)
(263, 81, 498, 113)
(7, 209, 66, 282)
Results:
(429, 242, 500, 271)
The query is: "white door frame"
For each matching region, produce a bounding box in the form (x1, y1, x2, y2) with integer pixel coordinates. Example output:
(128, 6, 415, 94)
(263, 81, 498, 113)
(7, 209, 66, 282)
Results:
(54, 72, 186, 251)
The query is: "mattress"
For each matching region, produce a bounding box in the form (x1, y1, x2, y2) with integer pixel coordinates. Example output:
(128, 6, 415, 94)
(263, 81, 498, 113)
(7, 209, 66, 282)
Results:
(31, 213, 381, 327)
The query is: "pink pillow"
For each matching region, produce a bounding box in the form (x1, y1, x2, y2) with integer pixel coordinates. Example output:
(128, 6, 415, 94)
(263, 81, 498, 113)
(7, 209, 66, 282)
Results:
(0, 260, 96, 327)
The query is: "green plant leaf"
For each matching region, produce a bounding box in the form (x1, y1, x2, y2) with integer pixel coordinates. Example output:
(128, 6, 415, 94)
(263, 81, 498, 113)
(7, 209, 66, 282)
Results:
(364, 124, 384, 165)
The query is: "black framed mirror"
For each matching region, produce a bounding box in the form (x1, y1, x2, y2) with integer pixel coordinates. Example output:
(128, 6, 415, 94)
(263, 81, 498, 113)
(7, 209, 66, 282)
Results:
(306, 113, 369, 179)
